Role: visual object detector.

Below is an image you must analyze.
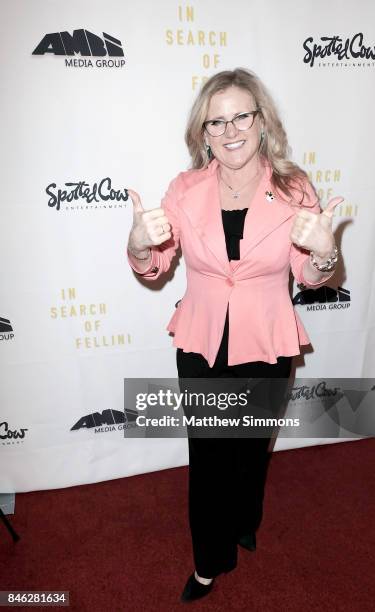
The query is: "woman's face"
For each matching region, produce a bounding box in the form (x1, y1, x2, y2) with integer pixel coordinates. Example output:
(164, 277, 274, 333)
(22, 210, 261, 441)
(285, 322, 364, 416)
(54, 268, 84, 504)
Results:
(204, 85, 263, 171)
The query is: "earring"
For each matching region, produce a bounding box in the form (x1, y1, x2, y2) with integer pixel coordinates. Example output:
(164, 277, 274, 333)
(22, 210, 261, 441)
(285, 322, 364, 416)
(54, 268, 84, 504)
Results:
(205, 143, 212, 160)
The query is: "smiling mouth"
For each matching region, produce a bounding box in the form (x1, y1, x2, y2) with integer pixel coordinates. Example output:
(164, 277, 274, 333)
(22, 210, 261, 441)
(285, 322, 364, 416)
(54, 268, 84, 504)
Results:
(223, 140, 246, 150)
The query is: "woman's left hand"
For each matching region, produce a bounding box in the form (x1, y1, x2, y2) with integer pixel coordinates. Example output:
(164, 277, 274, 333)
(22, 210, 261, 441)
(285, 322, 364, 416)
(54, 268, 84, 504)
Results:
(290, 196, 343, 258)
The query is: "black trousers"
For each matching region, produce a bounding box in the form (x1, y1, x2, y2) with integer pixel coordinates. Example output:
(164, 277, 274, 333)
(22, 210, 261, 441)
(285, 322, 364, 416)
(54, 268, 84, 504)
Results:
(176, 310, 292, 578)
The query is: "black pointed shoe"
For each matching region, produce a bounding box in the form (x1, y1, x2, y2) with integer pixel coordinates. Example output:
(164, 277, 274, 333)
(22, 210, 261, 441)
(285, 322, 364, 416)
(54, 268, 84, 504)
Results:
(180, 572, 215, 603)
(238, 532, 257, 551)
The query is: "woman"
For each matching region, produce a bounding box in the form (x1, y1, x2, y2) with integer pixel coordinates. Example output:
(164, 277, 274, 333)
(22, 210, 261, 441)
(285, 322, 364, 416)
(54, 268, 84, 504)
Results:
(126, 68, 341, 602)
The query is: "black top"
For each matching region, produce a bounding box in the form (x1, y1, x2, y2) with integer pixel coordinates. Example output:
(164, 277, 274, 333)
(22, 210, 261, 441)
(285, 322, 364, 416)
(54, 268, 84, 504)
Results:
(221, 208, 248, 260)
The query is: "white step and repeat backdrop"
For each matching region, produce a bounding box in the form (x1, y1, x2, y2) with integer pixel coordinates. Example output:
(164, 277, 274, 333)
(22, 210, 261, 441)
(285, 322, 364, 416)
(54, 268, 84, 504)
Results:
(1, 0, 374, 492)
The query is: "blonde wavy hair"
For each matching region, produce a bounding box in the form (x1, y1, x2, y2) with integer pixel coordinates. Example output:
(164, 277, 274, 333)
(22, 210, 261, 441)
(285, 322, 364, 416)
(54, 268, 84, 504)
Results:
(185, 67, 311, 204)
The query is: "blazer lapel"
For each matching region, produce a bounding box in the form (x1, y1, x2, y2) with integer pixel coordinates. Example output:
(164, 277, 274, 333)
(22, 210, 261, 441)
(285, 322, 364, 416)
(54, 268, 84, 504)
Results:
(179, 158, 296, 275)
(230, 162, 296, 272)
(179, 159, 232, 275)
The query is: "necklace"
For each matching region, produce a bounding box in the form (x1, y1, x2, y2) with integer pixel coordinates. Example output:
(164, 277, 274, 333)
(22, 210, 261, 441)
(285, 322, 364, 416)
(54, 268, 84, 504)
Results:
(219, 168, 260, 200)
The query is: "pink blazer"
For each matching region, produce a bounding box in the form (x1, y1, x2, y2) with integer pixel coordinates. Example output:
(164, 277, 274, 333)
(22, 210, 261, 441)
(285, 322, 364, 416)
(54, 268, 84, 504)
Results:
(127, 158, 335, 367)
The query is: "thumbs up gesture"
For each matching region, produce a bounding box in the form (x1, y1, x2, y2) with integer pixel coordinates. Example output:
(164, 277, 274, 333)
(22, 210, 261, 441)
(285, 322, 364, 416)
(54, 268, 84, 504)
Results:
(290, 196, 343, 258)
(127, 189, 172, 254)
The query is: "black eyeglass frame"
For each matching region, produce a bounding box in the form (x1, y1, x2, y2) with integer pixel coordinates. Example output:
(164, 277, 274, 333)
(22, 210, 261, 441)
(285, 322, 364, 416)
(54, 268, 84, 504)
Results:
(203, 109, 261, 137)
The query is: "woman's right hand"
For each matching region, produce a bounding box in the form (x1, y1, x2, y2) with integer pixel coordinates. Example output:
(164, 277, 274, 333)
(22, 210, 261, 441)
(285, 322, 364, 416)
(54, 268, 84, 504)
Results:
(127, 189, 172, 254)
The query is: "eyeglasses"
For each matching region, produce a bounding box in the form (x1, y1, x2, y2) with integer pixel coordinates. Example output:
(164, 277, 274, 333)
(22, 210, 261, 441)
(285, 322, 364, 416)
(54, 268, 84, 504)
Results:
(203, 110, 261, 137)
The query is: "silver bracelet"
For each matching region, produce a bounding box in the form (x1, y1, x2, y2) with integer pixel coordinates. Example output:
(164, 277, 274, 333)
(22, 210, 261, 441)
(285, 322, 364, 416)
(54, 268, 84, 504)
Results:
(310, 245, 338, 272)
(128, 247, 151, 261)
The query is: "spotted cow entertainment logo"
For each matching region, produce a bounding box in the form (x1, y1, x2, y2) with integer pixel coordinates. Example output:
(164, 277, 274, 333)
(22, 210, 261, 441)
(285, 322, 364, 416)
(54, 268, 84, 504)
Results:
(293, 286, 351, 311)
(32, 29, 125, 68)
(302, 32, 375, 68)
(71, 408, 138, 434)
(0, 422, 28, 445)
(46, 178, 129, 211)
(286, 380, 375, 438)
(288, 381, 342, 401)
(0, 317, 15, 342)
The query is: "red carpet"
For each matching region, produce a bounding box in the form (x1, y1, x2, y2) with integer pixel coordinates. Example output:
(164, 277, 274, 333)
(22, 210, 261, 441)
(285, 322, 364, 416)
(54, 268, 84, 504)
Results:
(1, 439, 374, 611)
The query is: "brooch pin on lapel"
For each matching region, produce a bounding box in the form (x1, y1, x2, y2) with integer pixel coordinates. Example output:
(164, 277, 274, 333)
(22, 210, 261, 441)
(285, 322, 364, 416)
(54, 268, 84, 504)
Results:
(265, 190, 275, 202)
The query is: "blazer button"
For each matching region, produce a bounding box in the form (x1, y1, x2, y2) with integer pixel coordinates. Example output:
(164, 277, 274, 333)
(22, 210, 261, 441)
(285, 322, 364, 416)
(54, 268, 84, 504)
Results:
(151, 266, 159, 273)
(226, 278, 234, 286)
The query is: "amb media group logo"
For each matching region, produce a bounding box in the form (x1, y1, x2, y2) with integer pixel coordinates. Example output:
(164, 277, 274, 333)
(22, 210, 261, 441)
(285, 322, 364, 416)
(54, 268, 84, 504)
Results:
(294, 284, 351, 311)
(71, 408, 138, 434)
(32, 29, 125, 68)
(0, 317, 15, 342)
